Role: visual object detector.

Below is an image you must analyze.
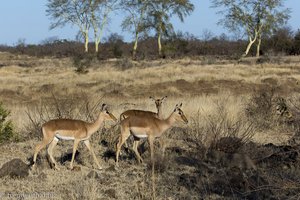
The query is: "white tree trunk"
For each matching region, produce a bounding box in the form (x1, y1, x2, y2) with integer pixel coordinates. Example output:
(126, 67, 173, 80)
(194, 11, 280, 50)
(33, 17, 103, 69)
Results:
(132, 32, 139, 59)
(242, 29, 258, 57)
(84, 31, 89, 52)
(158, 32, 162, 57)
(256, 34, 262, 57)
(244, 39, 256, 57)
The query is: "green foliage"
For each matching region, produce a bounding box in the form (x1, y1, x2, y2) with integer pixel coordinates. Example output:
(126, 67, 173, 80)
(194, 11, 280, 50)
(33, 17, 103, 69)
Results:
(0, 102, 15, 144)
(293, 30, 300, 55)
(144, 0, 195, 56)
(211, 0, 290, 56)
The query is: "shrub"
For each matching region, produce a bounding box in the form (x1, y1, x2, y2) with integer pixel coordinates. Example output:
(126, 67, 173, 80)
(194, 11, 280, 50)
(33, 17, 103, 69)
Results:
(115, 57, 135, 70)
(0, 102, 16, 144)
(245, 88, 292, 130)
(72, 52, 94, 74)
(190, 100, 256, 154)
(206, 104, 255, 153)
(245, 88, 275, 129)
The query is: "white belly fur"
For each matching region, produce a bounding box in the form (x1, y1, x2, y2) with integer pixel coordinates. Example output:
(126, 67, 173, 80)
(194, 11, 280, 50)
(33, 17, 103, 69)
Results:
(55, 134, 75, 140)
(135, 134, 148, 138)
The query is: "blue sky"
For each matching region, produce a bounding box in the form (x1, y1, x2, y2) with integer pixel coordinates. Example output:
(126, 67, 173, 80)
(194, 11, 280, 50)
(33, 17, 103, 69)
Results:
(0, 0, 299, 45)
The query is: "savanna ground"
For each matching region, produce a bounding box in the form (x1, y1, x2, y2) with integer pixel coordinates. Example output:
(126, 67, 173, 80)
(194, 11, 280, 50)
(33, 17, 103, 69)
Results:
(1, 51, 300, 199)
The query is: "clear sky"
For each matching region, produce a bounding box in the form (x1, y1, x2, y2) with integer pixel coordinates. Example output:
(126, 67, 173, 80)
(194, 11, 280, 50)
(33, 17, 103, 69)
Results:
(0, 0, 299, 46)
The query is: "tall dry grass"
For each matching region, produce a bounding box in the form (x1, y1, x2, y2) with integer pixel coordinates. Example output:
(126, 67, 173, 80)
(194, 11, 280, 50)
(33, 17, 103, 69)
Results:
(1, 53, 300, 199)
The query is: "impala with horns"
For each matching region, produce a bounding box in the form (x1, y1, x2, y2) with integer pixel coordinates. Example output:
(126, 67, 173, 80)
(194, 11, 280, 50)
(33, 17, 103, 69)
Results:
(116, 103, 188, 167)
(32, 104, 117, 170)
(120, 96, 167, 120)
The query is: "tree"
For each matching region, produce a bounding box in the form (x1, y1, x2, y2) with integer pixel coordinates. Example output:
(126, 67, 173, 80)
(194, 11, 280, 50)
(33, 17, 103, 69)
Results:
(89, 0, 118, 53)
(211, 0, 290, 57)
(121, 0, 150, 59)
(146, 0, 194, 57)
(46, 0, 91, 52)
(293, 29, 300, 55)
(268, 26, 293, 54)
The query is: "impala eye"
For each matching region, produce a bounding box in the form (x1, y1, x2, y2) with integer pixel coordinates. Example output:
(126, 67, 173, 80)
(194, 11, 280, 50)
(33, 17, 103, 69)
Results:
(106, 111, 109, 114)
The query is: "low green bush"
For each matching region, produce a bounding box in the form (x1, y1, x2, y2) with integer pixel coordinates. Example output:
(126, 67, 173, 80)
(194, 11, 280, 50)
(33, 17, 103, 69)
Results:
(0, 102, 16, 144)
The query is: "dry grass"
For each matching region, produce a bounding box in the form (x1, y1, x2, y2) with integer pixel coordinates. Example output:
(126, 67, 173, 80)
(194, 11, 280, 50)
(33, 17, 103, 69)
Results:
(1, 53, 300, 199)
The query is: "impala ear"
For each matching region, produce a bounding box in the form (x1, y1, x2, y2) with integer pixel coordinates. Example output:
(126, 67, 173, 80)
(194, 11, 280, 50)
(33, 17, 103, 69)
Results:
(101, 104, 108, 111)
(175, 103, 182, 110)
(161, 96, 168, 101)
(149, 96, 155, 101)
(174, 104, 179, 112)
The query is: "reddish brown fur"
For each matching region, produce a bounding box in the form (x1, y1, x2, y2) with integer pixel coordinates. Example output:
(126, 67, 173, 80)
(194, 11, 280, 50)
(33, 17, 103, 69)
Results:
(32, 104, 117, 170)
(116, 103, 188, 166)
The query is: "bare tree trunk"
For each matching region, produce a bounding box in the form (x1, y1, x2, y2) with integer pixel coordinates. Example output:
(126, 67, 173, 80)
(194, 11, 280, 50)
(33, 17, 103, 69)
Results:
(158, 32, 162, 57)
(243, 39, 255, 57)
(95, 37, 100, 53)
(94, 28, 99, 53)
(242, 30, 258, 57)
(256, 35, 262, 57)
(84, 31, 89, 52)
(132, 32, 139, 60)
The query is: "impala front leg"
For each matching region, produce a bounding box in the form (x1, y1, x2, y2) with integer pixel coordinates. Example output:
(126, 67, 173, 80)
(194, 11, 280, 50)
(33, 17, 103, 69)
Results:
(47, 137, 60, 170)
(69, 139, 80, 170)
(148, 136, 155, 166)
(133, 140, 143, 163)
(84, 140, 102, 170)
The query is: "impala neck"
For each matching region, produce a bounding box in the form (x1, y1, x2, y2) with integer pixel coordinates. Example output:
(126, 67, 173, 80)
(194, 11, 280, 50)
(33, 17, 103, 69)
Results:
(157, 105, 162, 119)
(159, 111, 177, 133)
(88, 112, 105, 135)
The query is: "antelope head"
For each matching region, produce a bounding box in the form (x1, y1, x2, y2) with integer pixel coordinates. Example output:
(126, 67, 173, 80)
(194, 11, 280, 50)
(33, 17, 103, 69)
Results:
(173, 103, 188, 124)
(101, 104, 117, 122)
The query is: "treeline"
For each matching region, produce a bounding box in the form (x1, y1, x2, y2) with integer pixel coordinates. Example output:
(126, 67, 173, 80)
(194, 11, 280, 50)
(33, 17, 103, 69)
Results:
(0, 28, 299, 60)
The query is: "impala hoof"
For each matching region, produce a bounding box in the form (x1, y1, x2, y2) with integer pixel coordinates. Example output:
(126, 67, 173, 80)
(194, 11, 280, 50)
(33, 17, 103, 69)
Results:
(30, 164, 36, 171)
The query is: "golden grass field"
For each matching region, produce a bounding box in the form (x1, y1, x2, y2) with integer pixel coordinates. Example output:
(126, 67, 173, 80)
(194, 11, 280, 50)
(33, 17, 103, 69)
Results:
(1, 52, 300, 199)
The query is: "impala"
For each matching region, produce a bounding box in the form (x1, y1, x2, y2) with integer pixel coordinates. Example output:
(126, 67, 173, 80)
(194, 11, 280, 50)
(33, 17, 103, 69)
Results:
(119, 96, 167, 152)
(115, 103, 188, 167)
(120, 96, 167, 120)
(32, 104, 117, 170)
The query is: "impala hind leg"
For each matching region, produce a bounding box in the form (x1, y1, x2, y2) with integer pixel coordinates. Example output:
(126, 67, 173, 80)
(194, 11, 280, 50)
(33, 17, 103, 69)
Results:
(133, 140, 143, 163)
(148, 136, 155, 167)
(116, 126, 130, 167)
(69, 139, 80, 170)
(84, 140, 102, 170)
(47, 137, 60, 170)
(32, 128, 54, 169)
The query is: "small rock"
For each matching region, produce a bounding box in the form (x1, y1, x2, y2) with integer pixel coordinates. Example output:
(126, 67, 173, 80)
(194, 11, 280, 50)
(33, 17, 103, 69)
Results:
(104, 189, 116, 199)
(0, 158, 30, 178)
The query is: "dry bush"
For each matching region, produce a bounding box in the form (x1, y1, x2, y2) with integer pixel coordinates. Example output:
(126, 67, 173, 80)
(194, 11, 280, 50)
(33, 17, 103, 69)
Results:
(285, 94, 300, 144)
(183, 96, 256, 161)
(72, 53, 95, 74)
(245, 88, 276, 130)
(201, 100, 256, 153)
(115, 57, 135, 70)
(245, 88, 293, 131)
